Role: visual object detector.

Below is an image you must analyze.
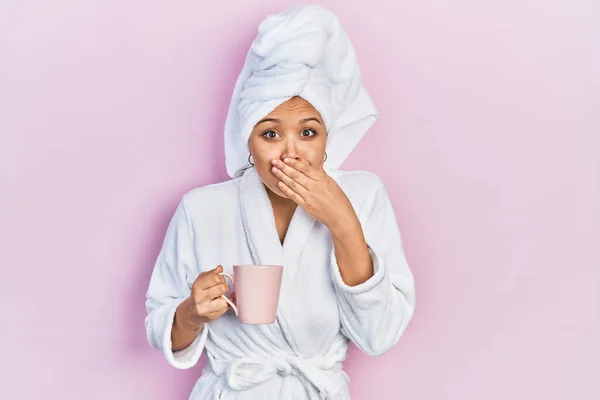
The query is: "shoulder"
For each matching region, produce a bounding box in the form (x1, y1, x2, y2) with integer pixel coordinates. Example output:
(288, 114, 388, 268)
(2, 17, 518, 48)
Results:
(179, 177, 240, 216)
(328, 169, 390, 216)
(329, 170, 394, 222)
(329, 169, 385, 196)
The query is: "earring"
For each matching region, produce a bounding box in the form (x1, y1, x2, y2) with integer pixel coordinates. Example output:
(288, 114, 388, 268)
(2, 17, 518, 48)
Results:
(324, 152, 328, 162)
(248, 153, 254, 166)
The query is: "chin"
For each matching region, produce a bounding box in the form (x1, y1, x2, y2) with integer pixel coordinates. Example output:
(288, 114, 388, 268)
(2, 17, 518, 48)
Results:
(264, 181, 287, 198)
(257, 170, 288, 198)
(270, 185, 288, 198)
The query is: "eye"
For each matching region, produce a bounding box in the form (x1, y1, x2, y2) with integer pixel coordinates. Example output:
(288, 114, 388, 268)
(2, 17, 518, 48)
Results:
(262, 130, 280, 139)
(301, 129, 316, 137)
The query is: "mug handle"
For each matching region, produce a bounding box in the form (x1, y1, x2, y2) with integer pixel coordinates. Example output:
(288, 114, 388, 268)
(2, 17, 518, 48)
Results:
(218, 273, 238, 316)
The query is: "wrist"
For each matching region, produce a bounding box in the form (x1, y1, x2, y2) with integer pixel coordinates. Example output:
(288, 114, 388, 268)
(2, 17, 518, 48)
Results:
(327, 213, 361, 239)
(175, 297, 205, 332)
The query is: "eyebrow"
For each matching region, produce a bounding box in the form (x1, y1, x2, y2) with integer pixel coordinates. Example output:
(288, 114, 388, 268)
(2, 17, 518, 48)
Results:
(255, 117, 322, 126)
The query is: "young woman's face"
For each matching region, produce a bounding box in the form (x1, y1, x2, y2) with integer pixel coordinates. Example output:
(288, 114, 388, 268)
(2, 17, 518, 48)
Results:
(248, 97, 327, 198)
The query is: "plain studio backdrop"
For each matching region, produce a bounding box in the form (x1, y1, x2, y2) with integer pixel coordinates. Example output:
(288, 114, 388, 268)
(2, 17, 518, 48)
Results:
(0, 1, 598, 399)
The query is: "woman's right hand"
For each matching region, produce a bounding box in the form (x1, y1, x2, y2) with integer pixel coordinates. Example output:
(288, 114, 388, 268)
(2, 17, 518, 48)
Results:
(175, 265, 233, 332)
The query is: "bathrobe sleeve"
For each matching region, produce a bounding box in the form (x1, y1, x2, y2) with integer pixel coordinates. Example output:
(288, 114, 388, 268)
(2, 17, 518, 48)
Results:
(330, 176, 416, 356)
(144, 196, 208, 369)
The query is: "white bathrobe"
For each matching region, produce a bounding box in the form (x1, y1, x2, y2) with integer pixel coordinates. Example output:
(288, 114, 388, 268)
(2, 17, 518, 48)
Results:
(144, 167, 416, 399)
(146, 4, 415, 399)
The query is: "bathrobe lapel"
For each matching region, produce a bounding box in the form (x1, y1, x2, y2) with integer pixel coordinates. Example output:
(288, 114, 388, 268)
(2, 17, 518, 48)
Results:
(238, 168, 283, 267)
(238, 168, 318, 353)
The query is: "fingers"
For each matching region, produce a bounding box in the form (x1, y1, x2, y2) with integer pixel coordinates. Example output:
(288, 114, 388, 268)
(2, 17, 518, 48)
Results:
(193, 265, 225, 290)
(188, 265, 238, 322)
(192, 296, 229, 321)
(278, 180, 306, 206)
(282, 157, 320, 178)
(271, 159, 312, 187)
(205, 297, 231, 316)
(272, 165, 309, 196)
(207, 306, 229, 320)
(204, 282, 230, 301)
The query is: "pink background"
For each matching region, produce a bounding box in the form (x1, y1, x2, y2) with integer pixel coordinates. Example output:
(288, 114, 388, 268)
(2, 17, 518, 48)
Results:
(1, 1, 598, 399)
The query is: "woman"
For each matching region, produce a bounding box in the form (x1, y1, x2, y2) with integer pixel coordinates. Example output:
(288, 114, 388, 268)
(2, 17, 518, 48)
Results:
(145, 5, 416, 400)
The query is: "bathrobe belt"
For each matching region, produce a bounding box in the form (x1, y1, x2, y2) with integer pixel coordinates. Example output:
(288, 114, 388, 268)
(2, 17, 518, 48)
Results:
(211, 353, 344, 399)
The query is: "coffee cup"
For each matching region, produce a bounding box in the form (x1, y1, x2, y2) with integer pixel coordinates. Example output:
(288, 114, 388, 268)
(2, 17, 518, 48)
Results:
(219, 264, 283, 324)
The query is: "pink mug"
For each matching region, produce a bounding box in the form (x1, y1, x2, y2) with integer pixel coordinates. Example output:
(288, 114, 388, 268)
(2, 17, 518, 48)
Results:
(219, 265, 283, 324)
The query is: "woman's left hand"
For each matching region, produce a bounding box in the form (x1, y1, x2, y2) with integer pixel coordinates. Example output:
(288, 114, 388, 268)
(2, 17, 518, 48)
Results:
(271, 157, 358, 231)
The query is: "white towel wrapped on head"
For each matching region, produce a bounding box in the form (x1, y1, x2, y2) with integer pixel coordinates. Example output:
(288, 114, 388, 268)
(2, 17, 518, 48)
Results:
(224, 4, 379, 178)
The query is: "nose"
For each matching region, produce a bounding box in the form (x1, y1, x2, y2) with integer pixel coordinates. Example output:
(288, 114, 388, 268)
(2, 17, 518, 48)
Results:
(280, 139, 300, 161)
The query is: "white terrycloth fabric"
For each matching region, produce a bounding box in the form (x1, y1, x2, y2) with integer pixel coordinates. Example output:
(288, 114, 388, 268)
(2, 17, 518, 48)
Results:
(145, 168, 416, 399)
(145, 5, 415, 400)
(224, 4, 378, 178)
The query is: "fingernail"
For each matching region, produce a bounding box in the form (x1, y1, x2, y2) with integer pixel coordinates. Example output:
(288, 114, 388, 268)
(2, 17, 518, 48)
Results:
(271, 159, 278, 165)
(284, 158, 290, 163)
(272, 167, 278, 173)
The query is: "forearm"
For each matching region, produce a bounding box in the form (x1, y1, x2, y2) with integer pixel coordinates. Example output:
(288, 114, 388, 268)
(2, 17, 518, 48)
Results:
(171, 297, 204, 352)
(329, 216, 374, 287)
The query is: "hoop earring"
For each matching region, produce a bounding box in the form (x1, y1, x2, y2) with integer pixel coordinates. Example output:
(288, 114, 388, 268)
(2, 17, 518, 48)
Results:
(248, 153, 254, 166)
(324, 152, 328, 162)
